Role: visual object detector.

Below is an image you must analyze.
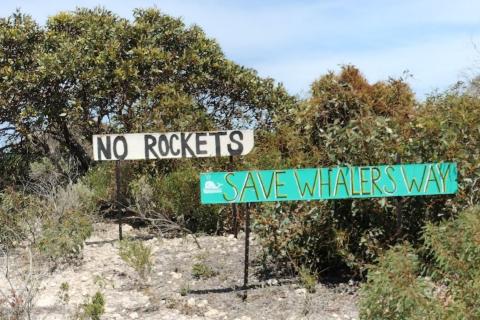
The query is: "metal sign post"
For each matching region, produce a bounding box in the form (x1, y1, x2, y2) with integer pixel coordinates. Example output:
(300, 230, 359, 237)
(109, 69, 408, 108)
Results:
(229, 155, 239, 238)
(242, 204, 250, 300)
(115, 160, 123, 241)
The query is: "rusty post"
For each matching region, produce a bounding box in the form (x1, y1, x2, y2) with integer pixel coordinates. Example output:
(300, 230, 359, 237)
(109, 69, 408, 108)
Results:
(229, 155, 238, 238)
(115, 160, 123, 241)
(242, 203, 251, 300)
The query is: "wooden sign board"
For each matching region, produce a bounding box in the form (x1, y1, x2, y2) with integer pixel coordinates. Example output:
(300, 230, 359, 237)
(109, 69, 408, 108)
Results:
(92, 130, 254, 161)
(200, 163, 458, 204)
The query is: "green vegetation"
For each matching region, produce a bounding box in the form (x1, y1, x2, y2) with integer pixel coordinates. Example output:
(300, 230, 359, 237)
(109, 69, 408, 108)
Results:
(57, 282, 70, 304)
(179, 283, 190, 296)
(119, 238, 153, 281)
(253, 66, 480, 277)
(360, 206, 480, 319)
(38, 209, 93, 262)
(129, 166, 222, 234)
(0, 7, 479, 319)
(298, 266, 317, 294)
(77, 291, 105, 320)
(191, 263, 218, 279)
(0, 7, 293, 183)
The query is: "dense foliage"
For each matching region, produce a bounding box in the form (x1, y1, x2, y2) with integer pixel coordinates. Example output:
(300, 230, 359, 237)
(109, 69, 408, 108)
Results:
(253, 66, 480, 276)
(360, 206, 480, 319)
(0, 9, 479, 318)
(0, 8, 293, 184)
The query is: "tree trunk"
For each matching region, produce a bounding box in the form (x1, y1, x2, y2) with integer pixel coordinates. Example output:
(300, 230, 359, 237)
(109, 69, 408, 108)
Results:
(61, 121, 91, 174)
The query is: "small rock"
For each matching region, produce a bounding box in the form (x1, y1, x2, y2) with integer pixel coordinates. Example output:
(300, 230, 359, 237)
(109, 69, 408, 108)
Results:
(187, 297, 196, 306)
(171, 272, 182, 279)
(295, 288, 307, 296)
(205, 308, 226, 318)
(197, 299, 208, 307)
(81, 275, 89, 282)
(267, 279, 278, 286)
(227, 234, 235, 239)
(129, 311, 139, 319)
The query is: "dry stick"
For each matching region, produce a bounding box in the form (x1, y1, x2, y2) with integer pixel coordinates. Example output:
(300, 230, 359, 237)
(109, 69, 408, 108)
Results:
(123, 215, 202, 249)
(243, 203, 251, 300)
(115, 160, 123, 241)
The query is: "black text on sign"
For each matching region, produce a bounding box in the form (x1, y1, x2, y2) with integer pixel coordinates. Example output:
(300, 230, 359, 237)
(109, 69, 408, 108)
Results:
(92, 130, 254, 161)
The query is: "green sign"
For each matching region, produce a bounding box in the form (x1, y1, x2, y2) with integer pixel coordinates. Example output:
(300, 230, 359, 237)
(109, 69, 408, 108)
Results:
(200, 163, 458, 204)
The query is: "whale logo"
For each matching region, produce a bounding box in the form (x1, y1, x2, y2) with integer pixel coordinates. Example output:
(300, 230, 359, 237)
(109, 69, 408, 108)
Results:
(203, 180, 223, 194)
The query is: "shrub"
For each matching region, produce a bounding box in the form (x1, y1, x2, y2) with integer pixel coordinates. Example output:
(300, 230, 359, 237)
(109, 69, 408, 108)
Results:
(0, 188, 40, 248)
(191, 263, 217, 279)
(179, 283, 190, 296)
(359, 244, 440, 319)
(130, 166, 222, 234)
(254, 203, 342, 275)
(255, 70, 480, 277)
(119, 238, 153, 280)
(38, 209, 93, 262)
(298, 266, 317, 293)
(359, 206, 480, 319)
(422, 206, 480, 317)
(57, 282, 70, 304)
(28, 160, 96, 263)
(76, 291, 105, 320)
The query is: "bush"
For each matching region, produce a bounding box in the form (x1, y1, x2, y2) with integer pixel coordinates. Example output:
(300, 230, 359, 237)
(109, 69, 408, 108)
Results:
(83, 162, 114, 204)
(422, 206, 480, 317)
(38, 209, 93, 262)
(0, 188, 40, 249)
(76, 291, 105, 320)
(298, 266, 317, 293)
(359, 244, 440, 319)
(255, 69, 480, 277)
(254, 203, 342, 275)
(359, 206, 480, 319)
(119, 238, 153, 280)
(35, 179, 95, 263)
(130, 165, 222, 234)
(191, 263, 217, 279)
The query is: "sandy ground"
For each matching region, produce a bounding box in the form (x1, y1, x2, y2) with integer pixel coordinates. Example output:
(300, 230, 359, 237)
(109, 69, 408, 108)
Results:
(1, 223, 358, 320)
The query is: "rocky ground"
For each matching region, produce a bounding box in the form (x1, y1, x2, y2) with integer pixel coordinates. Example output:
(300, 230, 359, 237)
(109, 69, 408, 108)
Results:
(1, 223, 358, 319)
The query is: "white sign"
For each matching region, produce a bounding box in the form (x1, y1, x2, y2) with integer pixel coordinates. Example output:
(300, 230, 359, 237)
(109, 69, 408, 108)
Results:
(92, 130, 254, 161)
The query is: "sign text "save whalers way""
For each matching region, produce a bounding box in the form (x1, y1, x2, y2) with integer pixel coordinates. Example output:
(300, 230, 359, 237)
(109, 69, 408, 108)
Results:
(200, 163, 457, 204)
(93, 130, 254, 161)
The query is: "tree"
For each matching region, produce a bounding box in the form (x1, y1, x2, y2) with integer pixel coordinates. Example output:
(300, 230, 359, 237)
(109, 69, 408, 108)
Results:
(0, 8, 294, 181)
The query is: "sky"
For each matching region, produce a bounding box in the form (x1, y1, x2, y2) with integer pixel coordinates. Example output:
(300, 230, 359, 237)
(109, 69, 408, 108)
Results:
(2, 0, 480, 99)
